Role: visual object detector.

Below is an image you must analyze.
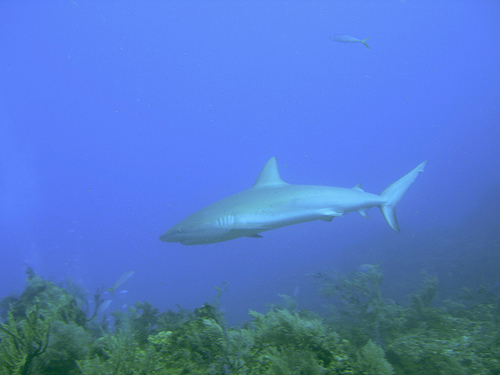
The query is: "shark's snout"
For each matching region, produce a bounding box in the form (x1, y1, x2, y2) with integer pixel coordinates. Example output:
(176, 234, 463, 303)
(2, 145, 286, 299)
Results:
(159, 227, 179, 242)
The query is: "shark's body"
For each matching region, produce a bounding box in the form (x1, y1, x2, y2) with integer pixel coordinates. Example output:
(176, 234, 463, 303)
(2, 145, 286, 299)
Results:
(160, 158, 426, 245)
(330, 35, 371, 49)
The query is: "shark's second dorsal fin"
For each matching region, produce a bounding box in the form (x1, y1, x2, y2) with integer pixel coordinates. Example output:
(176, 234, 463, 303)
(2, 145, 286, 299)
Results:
(253, 157, 288, 188)
(353, 183, 364, 192)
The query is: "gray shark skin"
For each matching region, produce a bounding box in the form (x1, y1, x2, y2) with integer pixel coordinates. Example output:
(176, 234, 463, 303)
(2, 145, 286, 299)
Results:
(160, 158, 426, 245)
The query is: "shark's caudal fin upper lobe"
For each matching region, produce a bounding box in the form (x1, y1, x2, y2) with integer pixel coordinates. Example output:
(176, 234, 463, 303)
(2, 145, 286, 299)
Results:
(379, 161, 427, 232)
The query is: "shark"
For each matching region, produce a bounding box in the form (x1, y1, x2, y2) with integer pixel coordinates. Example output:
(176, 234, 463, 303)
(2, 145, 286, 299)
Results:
(330, 35, 371, 49)
(159, 158, 426, 245)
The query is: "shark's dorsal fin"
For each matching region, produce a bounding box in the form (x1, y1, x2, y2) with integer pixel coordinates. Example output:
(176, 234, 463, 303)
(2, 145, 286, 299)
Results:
(253, 157, 288, 188)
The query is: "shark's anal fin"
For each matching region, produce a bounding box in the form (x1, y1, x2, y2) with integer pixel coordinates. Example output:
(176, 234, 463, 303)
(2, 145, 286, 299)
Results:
(320, 210, 343, 221)
(358, 209, 369, 218)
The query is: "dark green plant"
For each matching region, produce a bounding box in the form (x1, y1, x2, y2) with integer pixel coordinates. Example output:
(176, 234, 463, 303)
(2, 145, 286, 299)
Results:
(409, 275, 438, 315)
(0, 302, 50, 375)
(247, 296, 356, 374)
(358, 339, 394, 375)
(131, 301, 160, 345)
(6, 269, 87, 327)
(313, 267, 403, 346)
(0, 270, 91, 375)
(39, 321, 90, 375)
(153, 303, 254, 373)
(77, 330, 164, 375)
(2, 268, 500, 374)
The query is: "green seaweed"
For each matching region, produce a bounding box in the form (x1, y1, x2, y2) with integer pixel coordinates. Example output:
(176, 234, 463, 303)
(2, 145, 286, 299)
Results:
(0, 269, 91, 375)
(1, 268, 499, 374)
(315, 267, 500, 374)
(0, 303, 50, 375)
(358, 339, 394, 375)
(77, 330, 164, 375)
(313, 266, 405, 347)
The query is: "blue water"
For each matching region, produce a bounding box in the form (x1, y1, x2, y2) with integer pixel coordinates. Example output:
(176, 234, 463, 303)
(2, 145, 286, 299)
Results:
(0, 1, 499, 324)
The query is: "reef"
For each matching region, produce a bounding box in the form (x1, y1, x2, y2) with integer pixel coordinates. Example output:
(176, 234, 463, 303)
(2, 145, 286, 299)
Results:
(0, 267, 499, 374)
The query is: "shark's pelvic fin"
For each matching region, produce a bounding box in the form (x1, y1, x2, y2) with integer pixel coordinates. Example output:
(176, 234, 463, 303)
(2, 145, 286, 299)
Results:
(379, 161, 427, 232)
(319, 209, 343, 221)
(253, 157, 288, 188)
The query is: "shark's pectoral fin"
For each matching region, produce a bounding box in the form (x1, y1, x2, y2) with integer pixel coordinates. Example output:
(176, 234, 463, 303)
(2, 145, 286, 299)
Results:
(246, 233, 263, 238)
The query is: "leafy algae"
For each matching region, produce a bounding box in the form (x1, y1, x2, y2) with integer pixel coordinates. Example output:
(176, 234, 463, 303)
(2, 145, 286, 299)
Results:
(0, 268, 499, 374)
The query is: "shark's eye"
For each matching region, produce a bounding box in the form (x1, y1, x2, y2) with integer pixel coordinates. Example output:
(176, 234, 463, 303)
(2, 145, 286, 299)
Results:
(177, 229, 182, 233)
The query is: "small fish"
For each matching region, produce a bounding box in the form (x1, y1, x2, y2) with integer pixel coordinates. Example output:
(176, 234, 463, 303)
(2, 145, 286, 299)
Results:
(330, 35, 371, 49)
(357, 264, 380, 273)
(106, 271, 135, 295)
(97, 299, 112, 314)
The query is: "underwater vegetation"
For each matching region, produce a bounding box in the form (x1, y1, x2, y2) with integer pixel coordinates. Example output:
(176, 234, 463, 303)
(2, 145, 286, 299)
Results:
(0, 268, 499, 374)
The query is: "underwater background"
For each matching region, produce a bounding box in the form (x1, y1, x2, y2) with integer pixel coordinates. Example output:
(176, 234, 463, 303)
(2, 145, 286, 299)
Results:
(0, 1, 499, 374)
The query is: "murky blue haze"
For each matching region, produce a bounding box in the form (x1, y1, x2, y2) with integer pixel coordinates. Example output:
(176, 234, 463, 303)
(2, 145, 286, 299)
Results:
(0, 1, 499, 324)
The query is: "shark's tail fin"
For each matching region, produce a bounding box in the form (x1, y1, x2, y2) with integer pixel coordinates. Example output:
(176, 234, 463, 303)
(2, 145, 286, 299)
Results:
(379, 161, 426, 232)
(361, 37, 371, 49)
